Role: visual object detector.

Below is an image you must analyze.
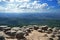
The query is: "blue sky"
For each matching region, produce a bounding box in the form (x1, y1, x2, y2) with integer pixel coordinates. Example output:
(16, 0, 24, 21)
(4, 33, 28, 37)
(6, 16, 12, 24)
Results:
(0, 0, 60, 13)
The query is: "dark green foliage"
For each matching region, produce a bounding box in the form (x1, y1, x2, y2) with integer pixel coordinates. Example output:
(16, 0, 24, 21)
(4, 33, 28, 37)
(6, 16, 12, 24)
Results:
(0, 13, 60, 27)
(0, 17, 60, 27)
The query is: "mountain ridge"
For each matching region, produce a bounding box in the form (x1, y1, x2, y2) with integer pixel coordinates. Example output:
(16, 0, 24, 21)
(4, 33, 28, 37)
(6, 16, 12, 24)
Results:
(0, 13, 60, 20)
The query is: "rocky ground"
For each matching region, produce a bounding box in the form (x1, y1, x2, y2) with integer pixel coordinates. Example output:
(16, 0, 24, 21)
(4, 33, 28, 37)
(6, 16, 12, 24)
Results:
(0, 25, 60, 40)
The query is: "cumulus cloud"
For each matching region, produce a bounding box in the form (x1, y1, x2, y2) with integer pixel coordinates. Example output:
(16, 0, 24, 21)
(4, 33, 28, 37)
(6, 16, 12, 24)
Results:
(57, 0, 60, 5)
(0, 6, 5, 11)
(16, 0, 30, 2)
(17, 1, 48, 9)
(0, 0, 30, 3)
(0, 0, 49, 13)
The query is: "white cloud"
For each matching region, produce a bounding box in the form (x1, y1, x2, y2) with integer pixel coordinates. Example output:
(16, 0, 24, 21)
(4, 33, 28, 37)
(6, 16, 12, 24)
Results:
(18, 1, 48, 9)
(0, 6, 5, 11)
(0, 0, 1, 2)
(47, 6, 55, 10)
(0, 0, 30, 3)
(16, 0, 30, 2)
(9, 0, 14, 3)
(0, 0, 49, 13)
(57, 0, 60, 5)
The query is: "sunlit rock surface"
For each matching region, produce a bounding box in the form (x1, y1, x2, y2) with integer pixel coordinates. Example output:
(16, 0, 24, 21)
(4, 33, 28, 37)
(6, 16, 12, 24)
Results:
(0, 25, 60, 40)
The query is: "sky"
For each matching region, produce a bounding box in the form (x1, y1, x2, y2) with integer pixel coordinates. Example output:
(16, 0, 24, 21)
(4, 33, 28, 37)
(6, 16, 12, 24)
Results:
(0, 0, 60, 13)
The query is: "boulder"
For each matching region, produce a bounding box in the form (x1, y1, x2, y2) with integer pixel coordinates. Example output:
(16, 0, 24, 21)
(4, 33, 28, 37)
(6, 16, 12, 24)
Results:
(0, 32, 5, 40)
(46, 28, 53, 34)
(16, 31, 25, 39)
(29, 27, 33, 31)
(43, 33, 48, 37)
(25, 28, 31, 33)
(0, 36, 5, 40)
(56, 34, 60, 38)
(52, 27, 58, 32)
(5, 30, 16, 37)
(11, 27, 21, 31)
(57, 30, 60, 34)
(49, 37, 53, 40)
(33, 25, 39, 30)
(3, 27, 11, 33)
(0, 26, 8, 31)
(37, 29, 42, 32)
(47, 28, 53, 32)
(24, 31, 29, 36)
(50, 34, 56, 38)
(41, 25, 48, 31)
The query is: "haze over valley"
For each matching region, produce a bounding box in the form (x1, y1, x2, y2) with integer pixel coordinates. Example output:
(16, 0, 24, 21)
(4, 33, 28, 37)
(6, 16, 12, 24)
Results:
(0, 13, 60, 27)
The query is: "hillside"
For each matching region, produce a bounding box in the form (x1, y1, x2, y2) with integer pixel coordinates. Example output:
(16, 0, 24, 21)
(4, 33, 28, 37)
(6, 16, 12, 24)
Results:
(0, 13, 60, 27)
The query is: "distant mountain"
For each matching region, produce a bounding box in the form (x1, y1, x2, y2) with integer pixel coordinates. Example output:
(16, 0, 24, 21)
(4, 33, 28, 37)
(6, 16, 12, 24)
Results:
(0, 13, 60, 19)
(0, 13, 60, 27)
